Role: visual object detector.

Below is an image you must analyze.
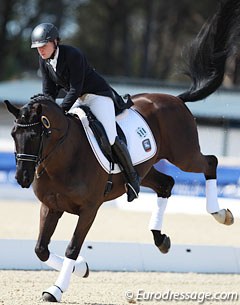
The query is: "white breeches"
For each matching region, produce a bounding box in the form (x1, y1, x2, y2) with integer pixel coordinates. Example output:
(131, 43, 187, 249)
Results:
(70, 94, 117, 145)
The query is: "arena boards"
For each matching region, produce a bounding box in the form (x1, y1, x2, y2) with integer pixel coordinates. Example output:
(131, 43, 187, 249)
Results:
(0, 239, 239, 274)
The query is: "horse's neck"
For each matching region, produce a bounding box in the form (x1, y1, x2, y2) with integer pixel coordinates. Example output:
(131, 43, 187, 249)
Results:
(64, 117, 100, 170)
(48, 118, 99, 187)
(53, 117, 85, 165)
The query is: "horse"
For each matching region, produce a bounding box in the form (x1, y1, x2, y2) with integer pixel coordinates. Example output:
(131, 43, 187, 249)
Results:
(4, 0, 240, 302)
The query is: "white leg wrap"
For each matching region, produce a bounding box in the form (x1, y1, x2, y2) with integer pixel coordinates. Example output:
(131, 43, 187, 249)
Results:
(44, 252, 88, 277)
(73, 256, 88, 277)
(148, 197, 168, 231)
(55, 257, 75, 292)
(206, 179, 220, 213)
(45, 253, 64, 271)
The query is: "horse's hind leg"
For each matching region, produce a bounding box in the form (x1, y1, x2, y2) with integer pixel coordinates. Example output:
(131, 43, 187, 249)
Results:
(176, 154, 234, 226)
(204, 155, 234, 225)
(141, 166, 174, 254)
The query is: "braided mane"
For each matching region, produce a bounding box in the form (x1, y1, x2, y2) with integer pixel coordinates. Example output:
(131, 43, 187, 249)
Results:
(30, 93, 55, 104)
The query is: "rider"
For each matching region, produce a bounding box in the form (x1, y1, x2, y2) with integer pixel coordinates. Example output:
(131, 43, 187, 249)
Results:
(30, 22, 140, 202)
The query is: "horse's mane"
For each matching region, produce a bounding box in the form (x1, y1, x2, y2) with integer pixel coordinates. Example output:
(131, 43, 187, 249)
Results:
(27, 93, 63, 113)
(29, 93, 55, 105)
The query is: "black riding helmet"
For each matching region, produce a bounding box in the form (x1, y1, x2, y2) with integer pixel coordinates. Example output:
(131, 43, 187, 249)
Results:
(31, 23, 59, 48)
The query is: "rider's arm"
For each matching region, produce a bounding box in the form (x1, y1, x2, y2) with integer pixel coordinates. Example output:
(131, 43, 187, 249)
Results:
(40, 58, 58, 100)
(60, 47, 86, 112)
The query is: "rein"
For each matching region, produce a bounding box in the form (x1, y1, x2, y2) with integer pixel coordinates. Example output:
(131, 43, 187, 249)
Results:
(35, 121, 69, 178)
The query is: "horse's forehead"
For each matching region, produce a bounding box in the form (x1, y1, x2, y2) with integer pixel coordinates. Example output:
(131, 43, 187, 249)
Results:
(18, 103, 40, 122)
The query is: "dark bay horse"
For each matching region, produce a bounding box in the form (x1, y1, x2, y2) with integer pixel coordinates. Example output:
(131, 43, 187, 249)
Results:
(4, 0, 240, 302)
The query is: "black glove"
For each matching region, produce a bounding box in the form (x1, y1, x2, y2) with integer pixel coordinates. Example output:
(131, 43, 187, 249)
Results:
(60, 104, 69, 114)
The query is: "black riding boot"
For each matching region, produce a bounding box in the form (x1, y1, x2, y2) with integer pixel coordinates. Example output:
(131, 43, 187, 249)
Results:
(112, 136, 140, 202)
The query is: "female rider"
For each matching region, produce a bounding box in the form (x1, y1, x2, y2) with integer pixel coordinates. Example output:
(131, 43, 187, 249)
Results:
(31, 23, 139, 202)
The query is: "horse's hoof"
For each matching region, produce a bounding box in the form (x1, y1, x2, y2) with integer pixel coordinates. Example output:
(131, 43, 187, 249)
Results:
(83, 262, 89, 278)
(157, 235, 171, 254)
(42, 292, 58, 302)
(42, 286, 62, 302)
(211, 208, 234, 225)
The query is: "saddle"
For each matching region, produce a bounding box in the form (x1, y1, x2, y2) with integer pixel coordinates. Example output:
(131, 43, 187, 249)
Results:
(79, 105, 126, 164)
(75, 105, 128, 196)
(69, 103, 157, 195)
(76, 93, 133, 164)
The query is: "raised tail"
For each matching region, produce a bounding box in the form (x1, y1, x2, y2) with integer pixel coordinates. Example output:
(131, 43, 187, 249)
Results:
(178, 0, 240, 103)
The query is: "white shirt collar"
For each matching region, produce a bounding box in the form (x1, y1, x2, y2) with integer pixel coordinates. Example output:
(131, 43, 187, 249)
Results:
(49, 47, 59, 71)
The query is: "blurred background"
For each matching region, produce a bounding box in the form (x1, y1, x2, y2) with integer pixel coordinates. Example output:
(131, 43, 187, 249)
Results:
(0, 0, 240, 201)
(1, 0, 240, 84)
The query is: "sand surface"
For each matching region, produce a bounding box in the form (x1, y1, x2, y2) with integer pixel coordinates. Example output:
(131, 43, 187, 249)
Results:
(0, 270, 240, 305)
(0, 199, 240, 305)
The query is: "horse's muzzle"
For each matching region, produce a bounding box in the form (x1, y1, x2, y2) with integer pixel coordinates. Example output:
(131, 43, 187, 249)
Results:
(16, 168, 34, 188)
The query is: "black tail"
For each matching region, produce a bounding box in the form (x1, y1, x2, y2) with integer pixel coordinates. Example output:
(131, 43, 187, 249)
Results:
(178, 0, 240, 103)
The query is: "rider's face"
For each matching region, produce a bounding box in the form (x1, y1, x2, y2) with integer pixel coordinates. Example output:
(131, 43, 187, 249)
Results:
(37, 41, 55, 59)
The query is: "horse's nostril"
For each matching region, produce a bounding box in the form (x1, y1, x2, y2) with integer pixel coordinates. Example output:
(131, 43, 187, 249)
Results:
(23, 170, 30, 184)
(23, 170, 28, 178)
(16, 168, 33, 188)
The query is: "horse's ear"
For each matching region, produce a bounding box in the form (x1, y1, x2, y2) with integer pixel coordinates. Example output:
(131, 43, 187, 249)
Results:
(4, 100, 20, 118)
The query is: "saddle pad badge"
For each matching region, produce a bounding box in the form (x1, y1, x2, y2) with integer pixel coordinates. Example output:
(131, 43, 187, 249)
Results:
(142, 139, 151, 152)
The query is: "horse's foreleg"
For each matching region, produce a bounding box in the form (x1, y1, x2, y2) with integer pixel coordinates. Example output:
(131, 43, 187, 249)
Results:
(43, 206, 98, 302)
(141, 167, 174, 253)
(204, 155, 234, 225)
(35, 203, 63, 262)
(36, 204, 88, 280)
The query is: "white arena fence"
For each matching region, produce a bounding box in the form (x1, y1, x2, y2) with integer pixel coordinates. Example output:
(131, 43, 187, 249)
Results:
(0, 239, 240, 273)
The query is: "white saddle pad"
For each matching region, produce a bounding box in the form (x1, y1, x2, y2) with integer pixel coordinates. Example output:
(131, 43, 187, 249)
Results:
(70, 108, 157, 174)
